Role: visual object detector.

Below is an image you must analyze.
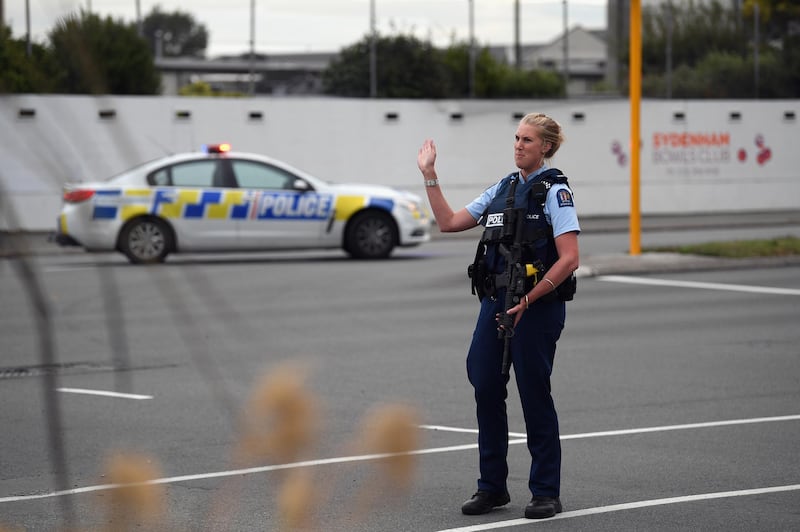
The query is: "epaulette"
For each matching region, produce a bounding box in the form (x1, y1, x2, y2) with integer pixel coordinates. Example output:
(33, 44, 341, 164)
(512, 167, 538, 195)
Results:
(537, 168, 570, 189)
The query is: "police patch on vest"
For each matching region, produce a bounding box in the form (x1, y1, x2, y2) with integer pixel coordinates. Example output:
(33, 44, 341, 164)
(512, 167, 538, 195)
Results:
(556, 189, 574, 207)
(486, 213, 504, 227)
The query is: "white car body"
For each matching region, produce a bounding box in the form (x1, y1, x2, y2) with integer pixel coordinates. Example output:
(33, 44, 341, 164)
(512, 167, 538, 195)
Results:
(54, 147, 431, 263)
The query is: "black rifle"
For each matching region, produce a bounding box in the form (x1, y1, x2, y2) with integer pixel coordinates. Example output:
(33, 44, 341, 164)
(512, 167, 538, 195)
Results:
(496, 177, 537, 376)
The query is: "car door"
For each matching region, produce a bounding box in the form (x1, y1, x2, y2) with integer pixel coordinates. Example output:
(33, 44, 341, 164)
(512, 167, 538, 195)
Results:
(147, 158, 240, 250)
(230, 158, 333, 249)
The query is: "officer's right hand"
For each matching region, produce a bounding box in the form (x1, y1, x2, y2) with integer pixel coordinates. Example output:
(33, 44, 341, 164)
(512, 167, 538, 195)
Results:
(417, 139, 437, 174)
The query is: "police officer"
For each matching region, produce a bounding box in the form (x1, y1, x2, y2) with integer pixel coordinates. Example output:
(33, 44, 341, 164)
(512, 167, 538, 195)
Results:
(416, 113, 580, 520)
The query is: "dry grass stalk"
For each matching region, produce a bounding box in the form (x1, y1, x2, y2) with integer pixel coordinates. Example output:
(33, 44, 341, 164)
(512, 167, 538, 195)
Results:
(359, 403, 420, 491)
(277, 468, 318, 531)
(100, 451, 166, 530)
(339, 402, 421, 526)
(238, 361, 320, 464)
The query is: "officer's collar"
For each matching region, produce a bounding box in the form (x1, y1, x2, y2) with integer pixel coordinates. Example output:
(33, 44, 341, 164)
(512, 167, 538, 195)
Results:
(518, 163, 549, 183)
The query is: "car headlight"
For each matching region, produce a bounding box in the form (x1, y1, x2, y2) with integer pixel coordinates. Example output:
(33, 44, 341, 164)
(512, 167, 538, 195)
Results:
(399, 199, 419, 214)
(398, 198, 427, 219)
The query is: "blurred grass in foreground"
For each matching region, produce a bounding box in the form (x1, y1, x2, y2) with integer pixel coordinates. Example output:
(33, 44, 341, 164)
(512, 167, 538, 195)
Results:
(646, 236, 800, 258)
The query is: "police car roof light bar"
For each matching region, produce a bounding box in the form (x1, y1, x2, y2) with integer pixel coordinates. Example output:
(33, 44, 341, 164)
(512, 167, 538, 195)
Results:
(204, 143, 232, 154)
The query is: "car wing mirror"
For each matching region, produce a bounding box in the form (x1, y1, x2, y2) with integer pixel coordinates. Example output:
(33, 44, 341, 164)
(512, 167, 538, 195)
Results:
(292, 179, 312, 192)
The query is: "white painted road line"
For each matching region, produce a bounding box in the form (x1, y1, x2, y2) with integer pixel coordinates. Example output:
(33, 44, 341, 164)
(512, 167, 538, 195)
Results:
(435, 484, 800, 532)
(420, 424, 526, 438)
(2, 414, 796, 505)
(597, 275, 800, 296)
(423, 414, 800, 442)
(57, 387, 153, 400)
(559, 414, 800, 440)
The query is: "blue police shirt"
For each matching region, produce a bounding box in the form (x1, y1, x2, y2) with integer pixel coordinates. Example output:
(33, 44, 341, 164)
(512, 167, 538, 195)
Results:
(465, 165, 581, 238)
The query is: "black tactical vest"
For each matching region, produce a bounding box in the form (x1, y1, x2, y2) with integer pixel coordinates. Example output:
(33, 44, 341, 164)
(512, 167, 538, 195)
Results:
(468, 168, 575, 301)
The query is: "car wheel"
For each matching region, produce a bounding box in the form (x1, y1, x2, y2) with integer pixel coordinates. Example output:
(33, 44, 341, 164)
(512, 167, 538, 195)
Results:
(344, 211, 398, 259)
(119, 217, 173, 264)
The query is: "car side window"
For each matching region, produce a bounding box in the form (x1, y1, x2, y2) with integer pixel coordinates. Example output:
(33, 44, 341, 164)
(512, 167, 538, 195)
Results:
(147, 160, 226, 187)
(231, 160, 302, 190)
(172, 161, 220, 187)
(150, 168, 170, 186)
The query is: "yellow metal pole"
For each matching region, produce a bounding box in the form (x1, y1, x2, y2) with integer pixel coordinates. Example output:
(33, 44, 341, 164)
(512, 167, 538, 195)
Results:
(629, 0, 642, 255)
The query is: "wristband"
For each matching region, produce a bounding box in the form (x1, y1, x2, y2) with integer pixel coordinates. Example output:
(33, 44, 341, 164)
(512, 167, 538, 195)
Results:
(424, 179, 439, 187)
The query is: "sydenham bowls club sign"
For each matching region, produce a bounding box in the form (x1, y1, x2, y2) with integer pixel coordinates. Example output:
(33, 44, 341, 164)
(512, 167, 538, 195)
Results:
(650, 130, 772, 179)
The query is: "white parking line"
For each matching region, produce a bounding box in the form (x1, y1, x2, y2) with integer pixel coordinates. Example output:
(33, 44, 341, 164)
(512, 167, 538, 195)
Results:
(558, 414, 800, 439)
(2, 414, 796, 505)
(424, 414, 800, 442)
(57, 388, 153, 400)
(420, 424, 526, 438)
(435, 484, 800, 532)
(597, 275, 800, 296)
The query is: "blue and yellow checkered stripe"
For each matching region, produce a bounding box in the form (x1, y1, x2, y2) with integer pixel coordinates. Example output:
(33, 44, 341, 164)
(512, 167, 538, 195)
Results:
(90, 188, 395, 222)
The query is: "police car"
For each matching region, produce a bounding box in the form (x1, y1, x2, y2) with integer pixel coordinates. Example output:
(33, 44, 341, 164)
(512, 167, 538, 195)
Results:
(53, 144, 431, 263)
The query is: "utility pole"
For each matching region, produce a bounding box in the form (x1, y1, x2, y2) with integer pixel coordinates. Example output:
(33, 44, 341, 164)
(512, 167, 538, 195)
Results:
(665, 1, 672, 99)
(514, 0, 521, 70)
(136, 0, 142, 36)
(754, 2, 760, 99)
(469, 0, 476, 98)
(25, 0, 31, 57)
(370, 0, 377, 98)
(562, 0, 569, 96)
(249, 0, 256, 96)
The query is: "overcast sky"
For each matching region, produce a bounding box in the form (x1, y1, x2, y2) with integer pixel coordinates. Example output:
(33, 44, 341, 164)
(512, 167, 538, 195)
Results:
(5, 0, 607, 57)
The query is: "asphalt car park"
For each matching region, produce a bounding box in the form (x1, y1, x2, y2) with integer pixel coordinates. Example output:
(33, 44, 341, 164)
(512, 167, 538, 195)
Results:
(1, 236, 799, 531)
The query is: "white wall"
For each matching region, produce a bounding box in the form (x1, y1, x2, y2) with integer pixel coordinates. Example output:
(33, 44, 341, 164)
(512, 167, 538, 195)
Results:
(1, 95, 798, 231)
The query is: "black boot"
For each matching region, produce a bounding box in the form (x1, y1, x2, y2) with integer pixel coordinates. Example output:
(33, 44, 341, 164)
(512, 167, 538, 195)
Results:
(524, 496, 562, 519)
(461, 490, 511, 515)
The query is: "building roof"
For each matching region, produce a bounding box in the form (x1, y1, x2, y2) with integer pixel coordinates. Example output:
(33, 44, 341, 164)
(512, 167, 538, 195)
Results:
(155, 52, 337, 75)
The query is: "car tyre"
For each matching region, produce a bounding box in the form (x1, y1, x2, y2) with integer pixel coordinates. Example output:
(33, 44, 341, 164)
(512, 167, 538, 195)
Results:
(344, 210, 397, 259)
(119, 217, 173, 264)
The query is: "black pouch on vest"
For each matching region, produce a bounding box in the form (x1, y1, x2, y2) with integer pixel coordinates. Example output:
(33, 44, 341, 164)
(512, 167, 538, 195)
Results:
(468, 243, 491, 301)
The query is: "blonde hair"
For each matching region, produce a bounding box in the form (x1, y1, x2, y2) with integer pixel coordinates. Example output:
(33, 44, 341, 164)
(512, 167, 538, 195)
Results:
(520, 113, 564, 158)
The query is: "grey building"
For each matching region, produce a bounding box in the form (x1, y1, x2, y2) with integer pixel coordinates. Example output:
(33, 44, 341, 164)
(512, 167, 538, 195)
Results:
(156, 52, 336, 96)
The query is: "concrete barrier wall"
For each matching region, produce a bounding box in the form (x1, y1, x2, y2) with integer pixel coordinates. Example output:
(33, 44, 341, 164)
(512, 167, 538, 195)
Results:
(1, 95, 797, 231)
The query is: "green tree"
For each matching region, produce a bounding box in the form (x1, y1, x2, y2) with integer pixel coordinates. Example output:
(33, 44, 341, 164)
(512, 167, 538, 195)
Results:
(743, 0, 800, 42)
(48, 11, 160, 94)
(142, 6, 208, 58)
(323, 34, 449, 98)
(324, 34, 563, 99)
(780, 33, 800, 96)
(442, 42, 563, 98)
(480, 62, 563, 99)
(633, 0, 799, 97)
(0, 26, 61, 93)
(641, 0, 742, 75)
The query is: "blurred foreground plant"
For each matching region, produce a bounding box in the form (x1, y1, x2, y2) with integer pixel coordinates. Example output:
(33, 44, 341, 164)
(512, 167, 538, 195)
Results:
(238, 361, 320, 464)
(100, 452, 166, 530)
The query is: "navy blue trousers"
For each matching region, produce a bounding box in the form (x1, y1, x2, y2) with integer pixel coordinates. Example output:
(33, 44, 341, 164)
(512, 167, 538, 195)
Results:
(466, 291, 565, 498)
